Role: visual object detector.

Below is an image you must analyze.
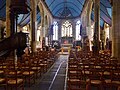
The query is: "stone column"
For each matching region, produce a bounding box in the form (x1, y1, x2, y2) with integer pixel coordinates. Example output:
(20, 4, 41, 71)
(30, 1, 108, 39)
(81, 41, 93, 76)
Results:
(58, 22, 61, 43)
(30, 0, 37, 53)
(72, 22, 76, 40)
(109, 27, 112, 41)
(41, 23, 45, 49)
(112, 0, 120, 62)
(101, 28, 105, 50)
(86, 0, 93, 51)
(42, 27, 45, 38)
(6, 0, 11, 37)
(109, 26, 112, 51)
(41, 15, 45, 38)
(39, 12, 44, 48)
(93, 0, 100, 55)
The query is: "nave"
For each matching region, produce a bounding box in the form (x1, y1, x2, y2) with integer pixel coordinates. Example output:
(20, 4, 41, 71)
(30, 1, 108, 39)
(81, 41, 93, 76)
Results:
(0, 0, 120, 90)
(0, 49, 120, 90)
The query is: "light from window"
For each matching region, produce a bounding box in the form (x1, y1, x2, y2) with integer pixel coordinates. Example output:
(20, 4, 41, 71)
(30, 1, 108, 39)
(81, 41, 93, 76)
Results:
(22, 26, 28, 33)
(61, 21, 72, 37)
(37, 26, 41, 41)
(76, 20, 81, 40)
(105, 24, 109, 39)
(91, 24, 94, 41)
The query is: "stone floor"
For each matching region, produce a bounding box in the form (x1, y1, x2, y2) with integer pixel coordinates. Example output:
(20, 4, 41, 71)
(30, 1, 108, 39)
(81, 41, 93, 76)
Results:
(24, 54, 68, 90)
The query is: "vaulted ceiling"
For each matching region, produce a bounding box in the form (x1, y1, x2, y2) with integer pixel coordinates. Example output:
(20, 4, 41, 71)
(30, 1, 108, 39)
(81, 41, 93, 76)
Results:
(0, 0, 6, 19)
(0, 0, 41, 27)
(45, 0, 112, 27)
(0, 0, 112, 27)
(45, 0, 86, 18)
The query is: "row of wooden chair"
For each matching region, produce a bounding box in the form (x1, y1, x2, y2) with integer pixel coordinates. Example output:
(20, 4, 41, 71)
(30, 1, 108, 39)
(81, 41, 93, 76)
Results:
(67, 50, 120, 90)
(0, 50, 58, 90)
(0, 58, 24, 90)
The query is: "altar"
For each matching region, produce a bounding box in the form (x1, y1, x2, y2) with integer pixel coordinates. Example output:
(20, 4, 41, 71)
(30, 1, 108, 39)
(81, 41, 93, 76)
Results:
(60, 44, 73, 54)
(60, 36, 74, 54)
(61, 37, 74, 44)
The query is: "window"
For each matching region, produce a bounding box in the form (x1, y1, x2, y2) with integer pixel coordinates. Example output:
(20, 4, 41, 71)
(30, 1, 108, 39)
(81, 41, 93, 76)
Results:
(53, 21, 58, 40)
(90, 24, 94, 51)
(76, 20, 81, 40)
(22, 26, 28, 33)
(37, 26, 41, 41)
(91, 24, 94, 41)
(105, 24, 110, 39)
(61, 21, 72, 37)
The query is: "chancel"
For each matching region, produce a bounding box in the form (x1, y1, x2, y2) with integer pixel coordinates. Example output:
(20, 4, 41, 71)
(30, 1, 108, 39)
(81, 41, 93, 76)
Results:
(0, 0, 120, 90)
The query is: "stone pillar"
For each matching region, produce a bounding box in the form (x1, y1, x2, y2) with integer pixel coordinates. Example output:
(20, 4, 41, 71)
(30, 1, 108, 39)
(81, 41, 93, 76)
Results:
(112, 0, 120, 62)
(93, 0, 100, 55)
(109, 27, 112, 41)
(42, 27, 45, 38)
(44, 17, 49, 46)
(6, 0, 11, 37)
(39, 12, 44, 48)
(40, 27, 43, 48)
(86, 0, 93, 51)
(38, 3, 44, 49)
(44, 15, 48, 37)
(109, 26, 112, 52)
(72, 22, 76, 40)
(58, 22, 61, 43)
(101, 28, 105, 50)
(30, 0, 37, 53)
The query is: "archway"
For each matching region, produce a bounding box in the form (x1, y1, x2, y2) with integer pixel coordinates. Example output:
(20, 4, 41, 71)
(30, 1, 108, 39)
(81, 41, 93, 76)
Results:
(38, 2, 44, 48)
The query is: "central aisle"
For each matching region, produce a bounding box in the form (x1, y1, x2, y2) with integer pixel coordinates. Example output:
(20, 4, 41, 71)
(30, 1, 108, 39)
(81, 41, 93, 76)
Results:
(26, 54, 68, 90)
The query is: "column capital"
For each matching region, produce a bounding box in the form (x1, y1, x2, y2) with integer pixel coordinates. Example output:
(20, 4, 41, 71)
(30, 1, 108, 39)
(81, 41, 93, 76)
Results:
(112, 0, 120, 6)
(95, 0, 100, 2)
(112, 0, 120, 3)
(6, 0, 11, 37)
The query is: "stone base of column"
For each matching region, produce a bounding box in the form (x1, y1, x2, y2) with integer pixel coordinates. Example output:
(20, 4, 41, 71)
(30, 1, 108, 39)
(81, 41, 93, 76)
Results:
(31, 41, 37, 53)
(112, 42, 120, 62)
(92, 45, 99, 56)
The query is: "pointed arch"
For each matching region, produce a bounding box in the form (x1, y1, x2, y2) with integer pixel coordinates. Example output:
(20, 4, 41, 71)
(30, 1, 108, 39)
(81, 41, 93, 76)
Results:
(45, 15, 48, 26)
(61, 21, 72, 37)
(38, 2, 44, 27)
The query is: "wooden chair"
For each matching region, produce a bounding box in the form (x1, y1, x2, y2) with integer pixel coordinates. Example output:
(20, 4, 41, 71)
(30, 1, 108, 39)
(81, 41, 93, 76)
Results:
(86, 67, 104, 90)
(38, 56, 48, 73)
(67, 58, 86, 90)
(67, 68, 86, 90)
(0, 58, 6, 90)
(20, 59, 35, 87)
(111, 68, 120, 90)
(5, 62, 24, 90)
(81, 62, 90, 79)
(30, 57, 41, 78)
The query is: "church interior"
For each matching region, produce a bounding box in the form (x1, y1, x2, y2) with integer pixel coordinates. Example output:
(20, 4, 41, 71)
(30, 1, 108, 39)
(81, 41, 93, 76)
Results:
(0, 0, 120, 90)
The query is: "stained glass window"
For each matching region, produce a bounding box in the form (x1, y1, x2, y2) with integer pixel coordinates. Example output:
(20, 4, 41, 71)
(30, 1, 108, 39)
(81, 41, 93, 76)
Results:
(61, 21, 72, 37)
